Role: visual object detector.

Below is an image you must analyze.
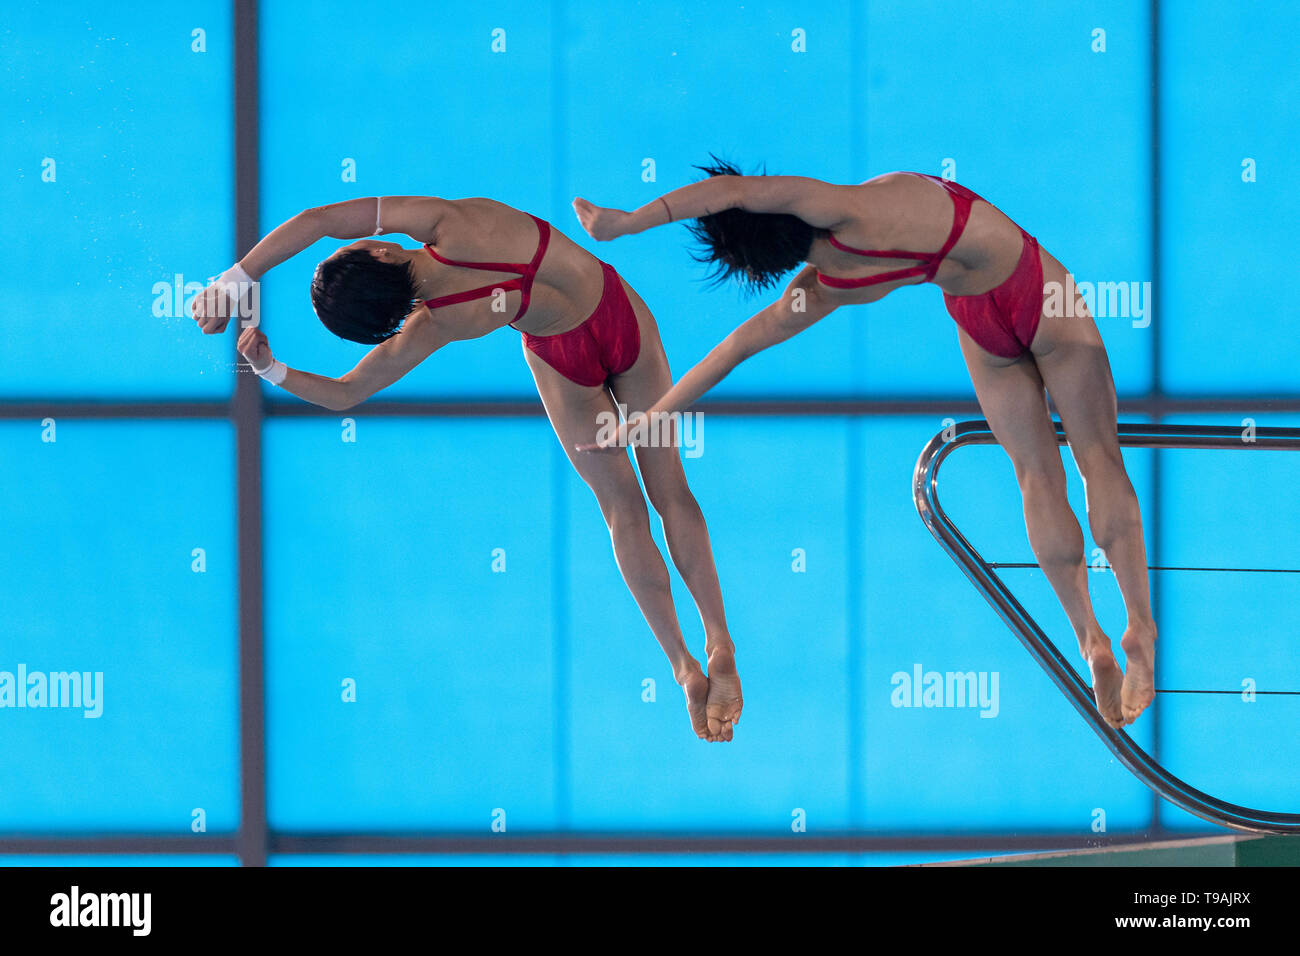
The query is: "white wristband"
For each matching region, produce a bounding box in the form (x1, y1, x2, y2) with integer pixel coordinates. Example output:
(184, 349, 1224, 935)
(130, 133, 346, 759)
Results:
(254, 360, 287, 386)
(216, 262, 256, 317)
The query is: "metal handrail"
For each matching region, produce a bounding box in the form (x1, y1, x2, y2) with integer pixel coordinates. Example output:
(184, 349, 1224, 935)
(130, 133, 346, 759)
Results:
(913, 420, 1300, 833)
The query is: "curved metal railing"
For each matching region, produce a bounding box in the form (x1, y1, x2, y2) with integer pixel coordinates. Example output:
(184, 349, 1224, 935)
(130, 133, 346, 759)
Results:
(913, 420, 1300, 833)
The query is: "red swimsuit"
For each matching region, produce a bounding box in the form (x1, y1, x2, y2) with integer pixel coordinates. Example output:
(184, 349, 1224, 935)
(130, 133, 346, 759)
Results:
(423, 214, 640, 387)
(815, 173, 1044, 359)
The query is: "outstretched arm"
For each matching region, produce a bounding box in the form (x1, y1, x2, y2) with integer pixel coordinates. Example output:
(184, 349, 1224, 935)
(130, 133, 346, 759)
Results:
(573, 175, 852, 241)
(238, 196, 448, 280)
(649, 265, 837, 415)
(237, 306, 457, 410)
(192, 196, 449, 334)
(579, 267, 838, 451)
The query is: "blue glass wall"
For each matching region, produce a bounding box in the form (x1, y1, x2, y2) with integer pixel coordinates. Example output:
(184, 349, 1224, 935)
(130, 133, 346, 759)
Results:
(1160, 5, 1300, 394)
(0, 3, 234, 399)
(1157, 414, 1300, 830)
(0, 421, 239, 830)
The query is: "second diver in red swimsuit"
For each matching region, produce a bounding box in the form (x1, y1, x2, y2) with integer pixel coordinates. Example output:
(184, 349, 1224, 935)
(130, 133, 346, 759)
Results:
(574, 160, 1158, 729)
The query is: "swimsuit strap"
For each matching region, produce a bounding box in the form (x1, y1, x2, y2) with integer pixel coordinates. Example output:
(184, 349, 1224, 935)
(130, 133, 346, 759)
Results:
(815, 260, 931, 289)
(917, 176, 973, 281)
(816, 174, 973, 288)
(824, 233, 933, 260)
(423, 215, 550, 324)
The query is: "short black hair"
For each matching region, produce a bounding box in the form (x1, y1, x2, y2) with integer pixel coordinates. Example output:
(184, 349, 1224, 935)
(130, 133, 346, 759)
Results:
(684, 156, 825, 295)
(310, 248, 419, 344)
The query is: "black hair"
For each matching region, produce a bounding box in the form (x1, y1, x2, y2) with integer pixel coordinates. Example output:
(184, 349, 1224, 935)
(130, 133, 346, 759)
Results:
(310, 248, 419, 344)
(684, 156, 825, 295)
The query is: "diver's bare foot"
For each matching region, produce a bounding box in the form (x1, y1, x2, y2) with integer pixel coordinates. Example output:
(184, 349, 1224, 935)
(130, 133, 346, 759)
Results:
(676, 664, 711, 741)
(705, 646, 743, 742)
(1120, 621, 1157, 725)
(1083, 636, 1125, 729)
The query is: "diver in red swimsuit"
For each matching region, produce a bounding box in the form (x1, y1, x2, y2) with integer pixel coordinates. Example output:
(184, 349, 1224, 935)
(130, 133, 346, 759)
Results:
(190, 195, 742, 742)
(574, 160, 1157, 729)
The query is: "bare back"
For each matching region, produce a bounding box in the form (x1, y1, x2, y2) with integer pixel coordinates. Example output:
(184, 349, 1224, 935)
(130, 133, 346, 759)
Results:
(428, 197, 606, 336)
(810, 173, 1034, 303)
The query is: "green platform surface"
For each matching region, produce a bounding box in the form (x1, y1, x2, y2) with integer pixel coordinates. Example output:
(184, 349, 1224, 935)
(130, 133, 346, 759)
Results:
(929, 836, 1300, 867)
